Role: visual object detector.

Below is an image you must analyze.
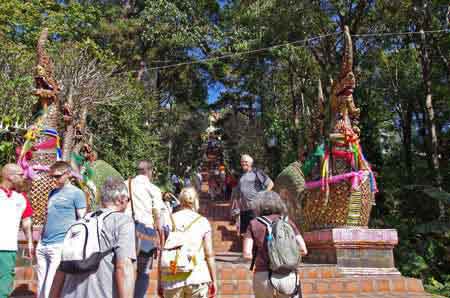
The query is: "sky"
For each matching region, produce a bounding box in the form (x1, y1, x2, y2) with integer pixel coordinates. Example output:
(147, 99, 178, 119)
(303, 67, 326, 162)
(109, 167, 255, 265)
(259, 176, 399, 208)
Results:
(205, 0, 230, 104)
(208, 82, 225, 104)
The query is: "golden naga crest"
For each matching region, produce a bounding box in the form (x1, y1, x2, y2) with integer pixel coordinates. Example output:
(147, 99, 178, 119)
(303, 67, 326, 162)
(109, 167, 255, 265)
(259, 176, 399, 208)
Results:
(330, 26, 360, 142)
(33, 28, 60, 107)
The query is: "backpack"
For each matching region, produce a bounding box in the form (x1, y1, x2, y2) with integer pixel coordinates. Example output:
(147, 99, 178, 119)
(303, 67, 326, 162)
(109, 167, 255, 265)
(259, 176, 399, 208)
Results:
(256, 216, 301, 297)
(253, 168, 268, 191)
(59, 210, 117, 274)
(160, 214, 203, 276)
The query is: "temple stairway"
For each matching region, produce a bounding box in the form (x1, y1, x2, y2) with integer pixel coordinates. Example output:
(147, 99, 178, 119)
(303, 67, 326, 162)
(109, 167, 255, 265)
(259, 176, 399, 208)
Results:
(11, 133, 435, 298)
(13, 198, 435, 297)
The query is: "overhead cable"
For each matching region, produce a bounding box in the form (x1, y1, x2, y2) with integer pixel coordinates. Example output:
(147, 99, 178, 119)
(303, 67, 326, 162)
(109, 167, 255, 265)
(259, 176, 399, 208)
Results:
(119, 29, 449, 73)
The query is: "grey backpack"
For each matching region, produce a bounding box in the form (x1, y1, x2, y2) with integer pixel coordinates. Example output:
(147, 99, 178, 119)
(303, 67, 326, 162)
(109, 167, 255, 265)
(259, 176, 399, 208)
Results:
(256, 216, 300, 273)
(257, 216, 301, 297)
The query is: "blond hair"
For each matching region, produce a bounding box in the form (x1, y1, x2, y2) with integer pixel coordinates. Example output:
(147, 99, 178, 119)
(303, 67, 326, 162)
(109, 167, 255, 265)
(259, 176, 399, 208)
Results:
(179, 187, 200, 211)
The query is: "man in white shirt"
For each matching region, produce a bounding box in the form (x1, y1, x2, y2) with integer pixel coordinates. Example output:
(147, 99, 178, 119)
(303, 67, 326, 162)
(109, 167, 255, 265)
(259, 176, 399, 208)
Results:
(0, 164, 34, 298)
(127, 160, 164, 298)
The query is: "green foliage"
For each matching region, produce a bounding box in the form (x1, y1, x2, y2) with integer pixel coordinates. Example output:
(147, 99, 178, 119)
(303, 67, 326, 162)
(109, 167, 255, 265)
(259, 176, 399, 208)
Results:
(0, 140, 14, 165)
(0, 1, 449, 296)
(91, 159, 124, 191)
(90, 85, 164, 178)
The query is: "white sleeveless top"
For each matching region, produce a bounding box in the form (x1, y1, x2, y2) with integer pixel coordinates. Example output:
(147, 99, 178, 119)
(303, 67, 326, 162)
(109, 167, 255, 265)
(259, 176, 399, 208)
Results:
(162, 209, 212, 290)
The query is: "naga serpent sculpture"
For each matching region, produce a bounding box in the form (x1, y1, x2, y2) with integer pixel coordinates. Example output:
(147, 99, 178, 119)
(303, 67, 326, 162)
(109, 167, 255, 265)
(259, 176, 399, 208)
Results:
(18, 29, 123, 225)
(18, 28, 61, 225)
(275, 26, 377, 232)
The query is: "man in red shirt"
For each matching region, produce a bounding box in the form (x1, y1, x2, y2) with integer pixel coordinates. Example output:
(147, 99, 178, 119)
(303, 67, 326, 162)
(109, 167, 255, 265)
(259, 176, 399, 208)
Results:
(0, 164, 33, 298)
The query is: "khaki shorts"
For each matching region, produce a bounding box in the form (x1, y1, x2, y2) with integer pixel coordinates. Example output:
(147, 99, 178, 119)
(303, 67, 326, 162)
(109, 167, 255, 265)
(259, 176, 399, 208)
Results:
(164, 283, 209, 298)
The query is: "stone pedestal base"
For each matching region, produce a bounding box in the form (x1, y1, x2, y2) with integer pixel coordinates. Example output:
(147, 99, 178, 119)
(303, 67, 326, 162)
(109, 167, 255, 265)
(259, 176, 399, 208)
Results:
(303, 228, 400, 275)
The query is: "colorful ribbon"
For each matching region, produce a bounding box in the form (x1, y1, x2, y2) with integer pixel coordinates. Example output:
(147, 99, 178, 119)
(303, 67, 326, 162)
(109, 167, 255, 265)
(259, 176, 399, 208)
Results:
(305, 170, 373, 191)
(19, 162, 83, 180)
(301, 144, 325, 177)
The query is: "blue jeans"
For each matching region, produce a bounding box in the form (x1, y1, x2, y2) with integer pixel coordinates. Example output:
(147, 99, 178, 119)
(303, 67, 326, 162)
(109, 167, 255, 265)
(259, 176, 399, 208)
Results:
(134, 249, 156, 298)
(134, 222, 157, 298)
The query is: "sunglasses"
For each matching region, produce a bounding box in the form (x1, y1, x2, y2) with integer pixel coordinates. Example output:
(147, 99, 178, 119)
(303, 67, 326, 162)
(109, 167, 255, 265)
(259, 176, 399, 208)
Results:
(119, 195, 131, 202)
(50, 172, 67, 179)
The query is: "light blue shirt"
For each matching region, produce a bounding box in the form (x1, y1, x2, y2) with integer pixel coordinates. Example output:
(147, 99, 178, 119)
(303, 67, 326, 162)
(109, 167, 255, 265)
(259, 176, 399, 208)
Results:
(41, 184, 86, 245)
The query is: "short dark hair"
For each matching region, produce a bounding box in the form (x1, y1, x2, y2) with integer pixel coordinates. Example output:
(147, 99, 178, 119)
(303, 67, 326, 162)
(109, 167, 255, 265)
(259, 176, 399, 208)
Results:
(49, 161, 71, 173)
(252, 191, 287, 216)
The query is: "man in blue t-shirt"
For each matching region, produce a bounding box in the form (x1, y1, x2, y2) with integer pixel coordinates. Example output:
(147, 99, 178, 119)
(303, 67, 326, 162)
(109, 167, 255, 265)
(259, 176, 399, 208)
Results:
(36, 161, 86, 298)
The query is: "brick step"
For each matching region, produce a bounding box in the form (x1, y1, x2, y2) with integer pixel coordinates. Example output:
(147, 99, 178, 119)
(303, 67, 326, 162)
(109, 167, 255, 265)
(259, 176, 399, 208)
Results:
(211, 220, 237, 228)
(200, 203, 232, 221)
(300, 276, 425, 295)
(210, 218, 241, 253)
(211, 223, 239, 235)
(12, 263, 432, 298)
(303, 294, 433, 298)
(214, 242, 242, 253)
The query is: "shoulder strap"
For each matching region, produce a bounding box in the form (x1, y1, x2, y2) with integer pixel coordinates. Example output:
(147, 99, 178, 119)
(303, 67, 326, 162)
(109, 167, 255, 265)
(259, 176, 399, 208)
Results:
(257, 216, 273, 239)
(256, 216, 272, 228)
(169, 209, 176, 232)
(183, 215, 203, 232)
(96, 210, 120, 253)
(253, 168, 266, 189)
(128, 178, 136, 221)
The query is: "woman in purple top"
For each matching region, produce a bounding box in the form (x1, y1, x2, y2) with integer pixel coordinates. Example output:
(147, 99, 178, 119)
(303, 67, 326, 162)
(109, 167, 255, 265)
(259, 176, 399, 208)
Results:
(243, 191, 307, 298)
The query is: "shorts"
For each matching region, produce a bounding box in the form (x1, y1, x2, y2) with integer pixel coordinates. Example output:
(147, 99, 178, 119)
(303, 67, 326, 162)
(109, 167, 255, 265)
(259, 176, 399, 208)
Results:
(0, 251, 16, 298)
(164, 283, 209, 298)
(240, 209, 256, 234)
(135, 221, 157, 252)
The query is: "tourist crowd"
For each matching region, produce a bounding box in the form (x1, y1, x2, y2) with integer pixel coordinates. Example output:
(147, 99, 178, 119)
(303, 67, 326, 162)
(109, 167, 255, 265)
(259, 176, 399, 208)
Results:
(0, 154, 307, 298)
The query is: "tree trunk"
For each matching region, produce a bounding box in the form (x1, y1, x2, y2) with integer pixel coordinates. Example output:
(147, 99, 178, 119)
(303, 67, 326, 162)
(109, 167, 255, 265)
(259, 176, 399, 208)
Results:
(288, 62, 300, 152)
(402, 104, 413, 182)
(62, 86, 75, 161)
(290, 72, 300, 130)
(419, 30, 442, 188)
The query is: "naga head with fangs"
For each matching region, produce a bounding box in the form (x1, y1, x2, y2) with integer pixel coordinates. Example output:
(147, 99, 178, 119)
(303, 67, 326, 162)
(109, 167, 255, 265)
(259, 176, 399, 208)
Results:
(330, 26, 361, 144)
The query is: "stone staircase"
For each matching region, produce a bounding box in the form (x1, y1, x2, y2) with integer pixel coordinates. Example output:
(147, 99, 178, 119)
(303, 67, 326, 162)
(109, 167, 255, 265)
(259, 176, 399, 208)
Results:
(11, 124, 437, 297)
(12, 198, 435, 298)
(199, 199, 241, 253)
(191, 199, 433, 298)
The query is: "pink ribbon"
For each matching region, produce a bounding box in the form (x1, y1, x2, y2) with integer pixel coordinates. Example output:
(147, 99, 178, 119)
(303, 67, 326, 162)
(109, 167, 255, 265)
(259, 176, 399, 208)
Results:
(18, 161, 83, 180)
(305, 170, 369, 190)
(33, 138, 57, 150)
(18, 158, 36, 179)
